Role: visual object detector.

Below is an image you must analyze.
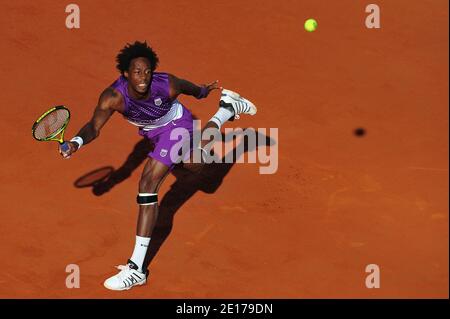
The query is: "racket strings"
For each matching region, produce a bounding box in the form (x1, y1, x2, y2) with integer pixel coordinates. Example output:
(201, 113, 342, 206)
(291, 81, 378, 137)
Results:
(34, 108, 69, 140)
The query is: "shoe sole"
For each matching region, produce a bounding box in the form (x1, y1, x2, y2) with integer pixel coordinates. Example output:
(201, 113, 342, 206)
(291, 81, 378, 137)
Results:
(103, 279, 146, 291)
(220, 90, 257, 116)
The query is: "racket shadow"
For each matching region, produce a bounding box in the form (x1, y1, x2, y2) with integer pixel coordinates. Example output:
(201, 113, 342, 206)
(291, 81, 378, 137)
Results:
(74, 166, 115, 188)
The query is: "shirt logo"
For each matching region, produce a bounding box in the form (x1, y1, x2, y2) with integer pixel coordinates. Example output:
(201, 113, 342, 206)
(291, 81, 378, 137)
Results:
(154, 98, 162, 106)
(160, 149, 168, 157)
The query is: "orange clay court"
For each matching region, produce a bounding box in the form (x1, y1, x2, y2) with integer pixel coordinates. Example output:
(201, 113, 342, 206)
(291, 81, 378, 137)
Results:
(0, 0, 448, 298)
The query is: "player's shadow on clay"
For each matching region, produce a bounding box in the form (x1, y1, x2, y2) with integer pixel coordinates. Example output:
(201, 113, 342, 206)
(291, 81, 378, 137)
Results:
(74, 129, 276, 269)
(144, 131, 275, 269)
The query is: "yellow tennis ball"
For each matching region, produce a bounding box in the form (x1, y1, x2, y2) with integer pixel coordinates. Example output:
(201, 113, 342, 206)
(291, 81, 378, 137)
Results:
(304, 18, 317, 32)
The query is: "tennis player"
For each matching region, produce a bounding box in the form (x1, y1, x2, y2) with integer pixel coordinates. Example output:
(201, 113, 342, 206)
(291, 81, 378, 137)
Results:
(60, 41, 256, 291)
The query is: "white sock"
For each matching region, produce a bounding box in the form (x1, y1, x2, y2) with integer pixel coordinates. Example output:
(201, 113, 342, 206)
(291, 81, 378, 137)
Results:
(210, 108, 234, 129)
(130, 235, 151, 272)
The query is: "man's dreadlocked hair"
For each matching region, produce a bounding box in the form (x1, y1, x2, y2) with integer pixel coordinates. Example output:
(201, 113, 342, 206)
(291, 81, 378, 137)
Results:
(115, 41, 159, 74)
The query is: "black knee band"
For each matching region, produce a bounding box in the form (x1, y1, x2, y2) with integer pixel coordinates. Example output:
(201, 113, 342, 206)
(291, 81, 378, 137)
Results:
(137, 193, 158, 205)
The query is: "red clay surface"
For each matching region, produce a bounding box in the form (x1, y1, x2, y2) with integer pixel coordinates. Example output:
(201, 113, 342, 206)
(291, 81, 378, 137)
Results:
(0, 0, 448, 298)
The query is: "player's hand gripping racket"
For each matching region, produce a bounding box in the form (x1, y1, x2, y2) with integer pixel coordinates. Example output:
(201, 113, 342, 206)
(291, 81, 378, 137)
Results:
(32, 105, 71, 154)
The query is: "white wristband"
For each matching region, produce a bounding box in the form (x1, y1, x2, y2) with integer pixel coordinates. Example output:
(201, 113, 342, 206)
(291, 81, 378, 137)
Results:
(70, 136, 84, 149)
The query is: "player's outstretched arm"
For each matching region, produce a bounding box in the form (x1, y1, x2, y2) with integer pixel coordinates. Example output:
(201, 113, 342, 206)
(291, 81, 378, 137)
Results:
(168, 74, 221, 101)
(59, 88, 122, 159)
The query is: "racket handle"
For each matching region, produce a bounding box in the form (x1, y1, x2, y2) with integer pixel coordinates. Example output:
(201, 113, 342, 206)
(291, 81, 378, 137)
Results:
(60, 142, 70, 153)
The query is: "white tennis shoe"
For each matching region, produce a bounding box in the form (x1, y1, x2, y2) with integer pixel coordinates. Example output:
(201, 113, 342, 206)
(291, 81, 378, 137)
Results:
(219, 89, 257, 121)
(103, 260, 147, 291)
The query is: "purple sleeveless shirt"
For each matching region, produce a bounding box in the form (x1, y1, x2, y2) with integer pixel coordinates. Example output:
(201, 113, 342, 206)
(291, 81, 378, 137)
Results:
(110, 72, 173, 126)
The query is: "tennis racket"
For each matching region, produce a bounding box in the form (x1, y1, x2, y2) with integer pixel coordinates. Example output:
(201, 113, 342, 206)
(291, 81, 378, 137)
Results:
(32, 105, 71, 152)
